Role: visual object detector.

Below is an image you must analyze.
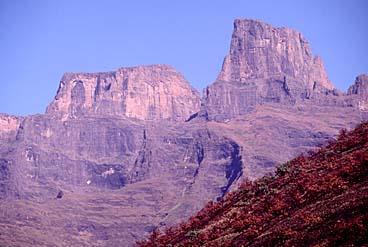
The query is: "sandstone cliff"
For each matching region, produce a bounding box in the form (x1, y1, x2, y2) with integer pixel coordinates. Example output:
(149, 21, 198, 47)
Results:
(202, 19, 339, 121)
(346, 74, 368, 115)
(217, 19, 333, 90)
(46, 64, 200, 121)
(348, 74, 368, 96)
(140, 122, 368, 247)
(0, 19, 367, 247)
(0, 114, 20, 142)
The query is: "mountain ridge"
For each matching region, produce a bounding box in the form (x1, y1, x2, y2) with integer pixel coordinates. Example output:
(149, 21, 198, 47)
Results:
(46, 64, 200, 121)
(0, 18, 367, 247)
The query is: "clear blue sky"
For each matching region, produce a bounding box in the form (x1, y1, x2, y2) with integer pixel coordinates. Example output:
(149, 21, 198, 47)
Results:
(1, 0, 367, 116)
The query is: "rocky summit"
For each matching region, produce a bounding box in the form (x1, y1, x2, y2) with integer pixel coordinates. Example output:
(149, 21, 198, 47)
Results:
(0, 19, 367, 247)
(217, 19, 332, 89)
(200, 19, 361, 121)
(46, 64, 200, 121)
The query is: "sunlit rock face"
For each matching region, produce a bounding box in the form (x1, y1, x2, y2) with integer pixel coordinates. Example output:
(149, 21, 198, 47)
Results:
(0, 19, 367, 247)
(202, 19, 338, 121)
(347, 74, 368, 115)
(217, 19, 333, 89)
(348, 74, 368, 99)
(46, 64, 200, 121)
(0, 114, 21, 142)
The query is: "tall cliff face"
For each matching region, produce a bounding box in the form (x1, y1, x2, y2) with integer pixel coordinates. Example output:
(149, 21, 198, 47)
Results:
(202, 19, 337, 121)
(140, 122, 368, 247)
(0, 18, 367, 247)
(348, 74, 368, 97)
(0, 114, 20, 142)
(46, 64, 200, 121)
(217, 19, 333, 90)
(348, 74, 368, 112)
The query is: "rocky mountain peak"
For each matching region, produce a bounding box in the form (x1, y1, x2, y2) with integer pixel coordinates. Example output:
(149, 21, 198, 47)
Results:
(348, 74, 368, 97)
(348, 74, 368, 111)
(217, 18, 334, 90)
(46, 64, 200, 121)
(200, 19, 339, 121)
(0, 18, 367, 247)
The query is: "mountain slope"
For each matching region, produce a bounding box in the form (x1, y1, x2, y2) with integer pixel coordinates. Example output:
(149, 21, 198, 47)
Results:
(0, 19, 367, 247)
(139, 122, 368, 246)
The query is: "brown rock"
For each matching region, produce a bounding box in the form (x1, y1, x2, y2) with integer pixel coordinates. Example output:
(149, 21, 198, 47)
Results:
(46, 64, 200, 121)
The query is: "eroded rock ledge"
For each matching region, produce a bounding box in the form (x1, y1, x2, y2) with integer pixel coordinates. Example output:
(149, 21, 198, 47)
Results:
(46, 64, 201, 121)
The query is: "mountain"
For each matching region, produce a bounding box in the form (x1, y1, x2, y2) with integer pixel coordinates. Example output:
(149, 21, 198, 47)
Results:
(0, 19, 367, 247)
(217, 19, 332, 88)
(46, 64, 200, 121)
(198, 18, 367, 179)
(200, 19, 362, 121)
(139, 121, 368, 246)
(0, 66, 243, 246)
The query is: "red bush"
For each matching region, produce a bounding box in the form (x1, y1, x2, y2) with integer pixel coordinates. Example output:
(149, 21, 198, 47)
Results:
(138, 122, 368, 247)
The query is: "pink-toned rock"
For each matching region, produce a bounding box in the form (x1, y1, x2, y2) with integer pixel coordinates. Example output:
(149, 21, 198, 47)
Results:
(348, 74, 368, 97)
(0, 114, 19, 132)
(0, 18, 367, 247)
(46, 64, 200, 121)
(348, 74, 368, 111)
(0, 114, 20, 141)
(217, 19, 334, 90)
(201, 19, 339, 121)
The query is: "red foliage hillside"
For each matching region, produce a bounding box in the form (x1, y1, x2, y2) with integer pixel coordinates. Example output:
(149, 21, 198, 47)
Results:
(138, 122, 368, 246)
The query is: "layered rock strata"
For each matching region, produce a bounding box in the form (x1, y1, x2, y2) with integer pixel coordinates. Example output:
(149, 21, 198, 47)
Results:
(46, 64, 200, 121)
(201, 19, 339, 121)
(0, 19, 367, 247)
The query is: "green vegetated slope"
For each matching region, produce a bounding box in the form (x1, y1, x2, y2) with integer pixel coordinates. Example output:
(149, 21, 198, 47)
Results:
(139, 122, 368, 247)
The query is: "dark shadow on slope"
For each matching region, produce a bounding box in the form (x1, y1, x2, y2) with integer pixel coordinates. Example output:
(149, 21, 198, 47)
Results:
(219, 142, 243, 199)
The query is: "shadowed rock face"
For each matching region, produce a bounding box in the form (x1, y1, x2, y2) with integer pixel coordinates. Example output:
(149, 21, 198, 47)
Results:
(46, 64, 200, 121)
(0, 19, 367, 247)
(0, 115, 245, 246)
(139, 122, 368, 247)
(348, 75, 368, 112)
(348, 74, 368, 96)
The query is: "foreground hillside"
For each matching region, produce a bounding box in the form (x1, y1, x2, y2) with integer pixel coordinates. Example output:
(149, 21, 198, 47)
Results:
(139, 122, 368, 246)
(1, 19, 367, 246)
